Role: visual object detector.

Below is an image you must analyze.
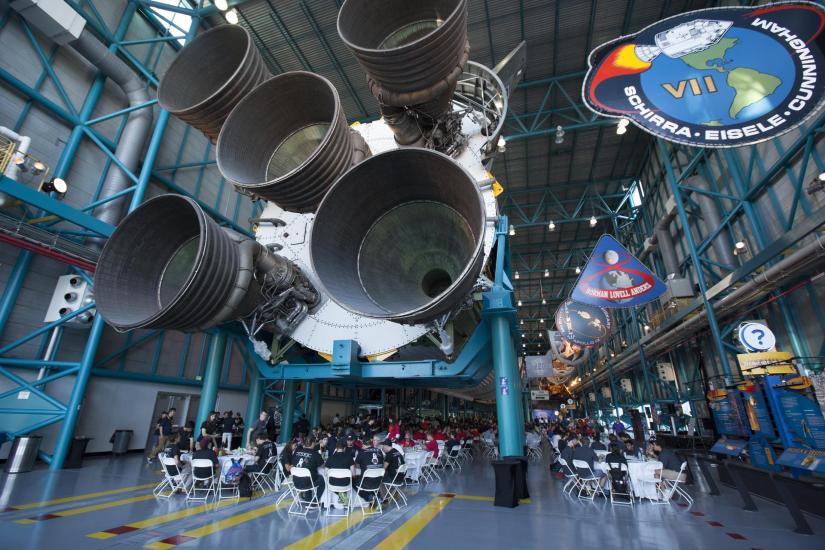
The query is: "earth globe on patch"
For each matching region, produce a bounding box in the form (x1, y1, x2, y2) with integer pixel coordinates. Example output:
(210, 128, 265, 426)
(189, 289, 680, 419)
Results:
(640, 27, 796, 128)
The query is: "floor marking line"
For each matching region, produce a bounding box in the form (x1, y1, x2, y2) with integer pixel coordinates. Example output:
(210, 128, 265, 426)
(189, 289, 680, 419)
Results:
(87, 499, 237, 539)
(143, 499, 292, 549)
(2, 482, 156, 511)
(282, 509, 368, 549)
(449, 494, 531, 504)
(372, 496, 452, 550)
(15, 493, 155, 523)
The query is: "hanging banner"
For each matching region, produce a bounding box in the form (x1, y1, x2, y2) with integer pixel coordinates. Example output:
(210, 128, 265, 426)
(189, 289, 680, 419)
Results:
(525, 355, 554, 378)
(531, 390, 550, 401)
(548, 330, 590, 366)
(554, 299, 613, 348)
(582, 2, 825, 148)
(571, 234, 666, 308)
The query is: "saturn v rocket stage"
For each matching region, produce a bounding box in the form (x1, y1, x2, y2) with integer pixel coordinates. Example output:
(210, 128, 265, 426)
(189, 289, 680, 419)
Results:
(93, 0, 521, 363)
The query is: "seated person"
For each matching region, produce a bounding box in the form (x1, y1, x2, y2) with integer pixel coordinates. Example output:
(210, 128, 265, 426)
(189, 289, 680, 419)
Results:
(444, 433, 461, 456)
(572, 437, 607, 486)
(651, 441, 685, 481)
(413, 429, 426, 441)
(291, 435, 325, 498)
(424, 432, 439, 458)
(345, 435, 359, 461)
(279, 441, 295, 475)
(244, 433, 275, 473)
(161, 432, 191, 487)
(604, 442, 627, 467)
(191, 439, 219, 484)
(591, 438, 607, 451)
(381, 439, 405, 483)
(356, 437, 385, 501)
(559, 436, 578, 475)
(400, 432, 416, 448)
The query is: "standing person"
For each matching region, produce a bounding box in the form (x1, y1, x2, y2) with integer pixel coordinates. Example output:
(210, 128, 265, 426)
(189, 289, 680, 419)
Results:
(332, 413, 341, 426)
(149, 410, 171, 461)
(200, 411, 219, 449)
(267, 405, 282, 440)
(248, 410, 269, 445)
(167, 408, 177, 433)
(387, 418, 400, 441)
(221, 411, 235, 450)
(234, 412, 244, 444)
(182, 420, 196, 453)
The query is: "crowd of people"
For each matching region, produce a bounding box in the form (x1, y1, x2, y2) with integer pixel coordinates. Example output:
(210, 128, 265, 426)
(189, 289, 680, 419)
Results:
(147, 408, 245, 462)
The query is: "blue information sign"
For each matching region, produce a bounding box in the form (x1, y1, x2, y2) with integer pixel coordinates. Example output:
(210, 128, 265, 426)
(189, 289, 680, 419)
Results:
(571, 235, 666, 308)
(775, 390, 825, 449)
(710, 438, 747, 456)
(709, 393, 751, 437)
(777, 448, 825, 473)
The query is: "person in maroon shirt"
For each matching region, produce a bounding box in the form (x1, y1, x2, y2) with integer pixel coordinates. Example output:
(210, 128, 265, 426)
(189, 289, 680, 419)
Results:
(413, 429, 426, 441)
(400, 432, 416, 448)
(433, 429, 445, 441)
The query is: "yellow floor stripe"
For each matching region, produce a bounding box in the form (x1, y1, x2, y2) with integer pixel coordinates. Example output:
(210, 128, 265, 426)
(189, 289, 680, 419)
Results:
(373, 497, 452, 550)
(87, 499, 238, 539)
(6, 482, 156, 511)
(283, 510, 368, 549)
(144, 499, 292, 550)
(15, 493, 155, 524)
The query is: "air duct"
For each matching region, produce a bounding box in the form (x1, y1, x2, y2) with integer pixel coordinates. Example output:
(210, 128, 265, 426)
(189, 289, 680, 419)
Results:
(337, 0, 469, 146)
(94, 194, 318, 333)
(654, 227, 680, 277)
(157, 25, 268, 143)
(310, 148, 485, 324)
(216, 72, 369, 212)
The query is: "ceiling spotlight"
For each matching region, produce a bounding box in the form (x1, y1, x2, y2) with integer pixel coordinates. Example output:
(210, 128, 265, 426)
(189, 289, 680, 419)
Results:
(514, 271, 520, 280)
(575, 266, 581, 274)
(522, 343, 526, 348)
(554, 125, 565, 144)
(41, 177, 68, 199)
(12, 156, 28, 172)
(508, 224, 515, 236)
(214, 0, 229, 10)
(622, 340, 627, 347)
(31, 161, 46, 175)
(589, 215, 597, 227)
(807, 171, 825, 194)
(544, 268, 550, 277)
(520, 320, 524, 325)
(733, 241, 748, 256)
(542, 298, 547, 305)
(538, 332, 543, 338)
(610, 351, 615, 358)
(616, 125, 627, 135)
(225, 8, 239, 24)
(539, 318, 545, 323)
(497, 135, 506, 153)
(548, 220, 556, 231)
(522, 333, 525, 338)
(644, 324, 651, 332)
(616, 118, 629, 135)
(517, 299, 523, 307)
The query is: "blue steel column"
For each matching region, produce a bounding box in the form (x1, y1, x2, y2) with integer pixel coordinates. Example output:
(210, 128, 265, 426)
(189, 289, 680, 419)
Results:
(279, 380, 296, 443)
(195, 332, 227, 430)
(658, 140, 733, 378)
(243, 366, 263, 447)
(310, 382, 322, 428)
(486, 216, 525, 457)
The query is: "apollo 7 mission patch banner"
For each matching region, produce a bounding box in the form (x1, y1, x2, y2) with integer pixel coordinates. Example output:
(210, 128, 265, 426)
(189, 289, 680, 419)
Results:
(582, 2, 825, 148)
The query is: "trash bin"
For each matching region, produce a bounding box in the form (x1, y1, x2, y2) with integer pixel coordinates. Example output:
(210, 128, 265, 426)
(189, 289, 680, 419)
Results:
(5, 435, 42, 473)
(64, 437, 92, 469)
(504, 455, 530, 500)
(112, 430, 133, 455)
(491, 459, 519, 508)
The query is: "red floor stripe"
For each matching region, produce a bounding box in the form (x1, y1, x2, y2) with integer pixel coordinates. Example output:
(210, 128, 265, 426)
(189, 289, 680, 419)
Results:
(438, 493, 457, 498)
(707, 520, 724, 527)
(158, 535, 196, 546)
(690, 511, 705, 517)
(32, 513, 61, 521)
(0, 507, 19, 512)
(105, 525, 140, 535)
(727, 533, 747, 540)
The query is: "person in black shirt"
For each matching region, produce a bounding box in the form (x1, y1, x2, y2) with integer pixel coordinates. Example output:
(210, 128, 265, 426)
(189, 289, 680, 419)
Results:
(356, 437, 384, 501)
(326, 440, 356, 485)
(200, 411, 220, 449)
(191, 439, 219, 484)
(291, 435, 325, 498)
(221, 411, 235, 450)
(591, 438, 607, 451)
(181, 420, 195, 453)
(651, 442, 685, 480)
(604, 442, 627, 467)
(444, 432, 461, 457)
(381, 440, 404, 483)
(248, 410, 269, 447)
(345, 435, 359, 462)
(245, 433, 276, 473)
(149, 411, 171, 460)
(572, 437, 607, 487)
(161, 433, 191, 488)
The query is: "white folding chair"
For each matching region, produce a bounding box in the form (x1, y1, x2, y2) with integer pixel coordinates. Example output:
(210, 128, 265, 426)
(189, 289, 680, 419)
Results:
(275, 461, 293, 505)
(527, 441, 542, 462)
(572, 459, 607, 501)
(326, 468, 355, 517)
(188, 459, 217, 502)
(356, 468, 385, 516)
(557, 458, 582, 495)
(606, 462, 634, 507)
(660, 462, 693, 506)
(444, 446, 462, 472)
(218, 461, 240, 502)
(289, 467, 321, 516)
(420, 451, 441, 483)
(155, 455, 190, 498)
(249, 455, 278, 494)
(383, 464, 408, 510)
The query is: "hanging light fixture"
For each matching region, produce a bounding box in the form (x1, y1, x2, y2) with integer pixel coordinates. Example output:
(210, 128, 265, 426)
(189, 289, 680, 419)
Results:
(214, 0, 229, 10)
(520, 319, 524, 325)
(589, 215, 597, 227)
(733, 241, 748, 256)
(544, 268, 550, 278)
(542, 298, 547, 305)
(540, 318, 545, 323)
(225, 9, 239, 24)
(616, 117, 629, 135)
(508, 224, 515, 236)
(548, 220, 555, 231)
(514, 271, 520, 279)
(554, 125, 565, 144)
(497, 135, 506, 153)
(575, 266, 581, 274)
(517, 299, 522, 307)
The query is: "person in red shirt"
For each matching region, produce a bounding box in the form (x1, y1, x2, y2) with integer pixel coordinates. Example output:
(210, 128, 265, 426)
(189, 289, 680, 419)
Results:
(421, 419, 430, 431)
(425, 432, 439, 457)
(413, 429, 426, 441)
(388, 418, 401, 441)
(433, 429, 445, 441)
(400, 432, 415, 448)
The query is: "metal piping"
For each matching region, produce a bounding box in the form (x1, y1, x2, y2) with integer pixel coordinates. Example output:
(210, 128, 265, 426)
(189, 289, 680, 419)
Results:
(654, 227, 680, 277)
(1, 126, 32, 206)
(69, 30, 152, 238)
(688, 175, 737, 269)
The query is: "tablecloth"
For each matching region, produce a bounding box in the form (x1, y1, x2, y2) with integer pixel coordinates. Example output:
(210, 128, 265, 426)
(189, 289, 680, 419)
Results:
(404, 450, 428, 482)
(596, 459, 663, 500)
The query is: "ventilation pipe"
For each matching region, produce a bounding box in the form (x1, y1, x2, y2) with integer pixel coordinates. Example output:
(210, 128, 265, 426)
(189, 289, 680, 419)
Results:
(68, 31, 152, 235)
(337, 0, 470, 146)
(687, 175, 738, 269)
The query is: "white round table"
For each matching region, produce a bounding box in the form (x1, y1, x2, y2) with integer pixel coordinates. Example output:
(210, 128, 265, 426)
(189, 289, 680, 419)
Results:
(404, 450, 428, 482)
(596, 459, 663, 500)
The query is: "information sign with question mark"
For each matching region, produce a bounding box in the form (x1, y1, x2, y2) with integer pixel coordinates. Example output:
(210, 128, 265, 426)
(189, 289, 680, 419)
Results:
(738, 322, 776, 352)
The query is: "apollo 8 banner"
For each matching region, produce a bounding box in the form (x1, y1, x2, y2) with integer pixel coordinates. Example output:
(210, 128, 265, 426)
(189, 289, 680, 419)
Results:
(582, 2, 825, 148)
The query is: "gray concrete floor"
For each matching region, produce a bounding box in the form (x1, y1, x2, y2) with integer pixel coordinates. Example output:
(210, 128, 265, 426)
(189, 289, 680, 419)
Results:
(1, 451, 824, 549)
